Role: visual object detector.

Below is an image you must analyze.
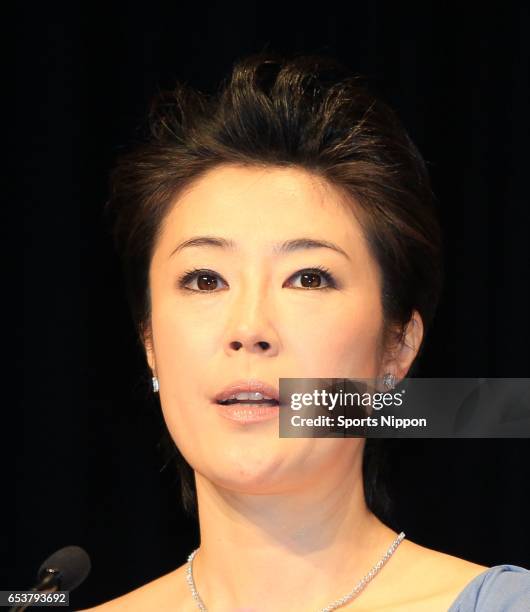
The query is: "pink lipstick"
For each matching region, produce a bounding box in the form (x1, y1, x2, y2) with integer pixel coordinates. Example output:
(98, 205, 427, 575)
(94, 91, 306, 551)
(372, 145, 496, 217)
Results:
(212, 379, 280, 423)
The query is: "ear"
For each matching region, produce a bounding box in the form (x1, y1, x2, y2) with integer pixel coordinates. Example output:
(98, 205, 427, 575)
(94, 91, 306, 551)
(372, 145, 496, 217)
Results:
(381, 310, 424, 382)
(142, 322, 156, 374)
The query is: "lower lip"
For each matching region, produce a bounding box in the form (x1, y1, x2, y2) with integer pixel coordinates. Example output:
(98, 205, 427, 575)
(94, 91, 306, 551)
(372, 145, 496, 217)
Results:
(215, 402, 280, 423)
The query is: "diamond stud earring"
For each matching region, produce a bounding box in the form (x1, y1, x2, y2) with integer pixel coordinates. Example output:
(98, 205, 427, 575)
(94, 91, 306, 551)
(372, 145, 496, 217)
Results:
(152, 376, 159, 393)
(382, 373, 396, 390)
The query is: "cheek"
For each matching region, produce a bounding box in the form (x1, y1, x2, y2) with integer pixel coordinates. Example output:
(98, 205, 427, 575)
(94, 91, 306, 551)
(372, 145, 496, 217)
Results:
(150, 308, 214, 445)
(283, 298, 383, 378)
(152, 300, 215, 368)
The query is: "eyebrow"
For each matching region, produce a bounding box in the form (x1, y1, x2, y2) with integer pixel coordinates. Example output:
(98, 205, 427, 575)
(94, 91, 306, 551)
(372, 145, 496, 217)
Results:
(169, 236, 351, 260)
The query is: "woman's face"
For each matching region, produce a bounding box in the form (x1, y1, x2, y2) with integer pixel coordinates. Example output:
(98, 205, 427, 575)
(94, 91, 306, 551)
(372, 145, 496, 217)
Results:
(146, 164, 392, 494)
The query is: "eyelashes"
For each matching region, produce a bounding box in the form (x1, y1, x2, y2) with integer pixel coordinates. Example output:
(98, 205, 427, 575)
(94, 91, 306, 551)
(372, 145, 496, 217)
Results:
(177, 265, 339, 293)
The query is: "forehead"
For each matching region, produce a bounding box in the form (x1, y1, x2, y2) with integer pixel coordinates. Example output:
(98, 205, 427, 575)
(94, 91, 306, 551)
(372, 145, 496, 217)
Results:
(155, 164, 369, 259)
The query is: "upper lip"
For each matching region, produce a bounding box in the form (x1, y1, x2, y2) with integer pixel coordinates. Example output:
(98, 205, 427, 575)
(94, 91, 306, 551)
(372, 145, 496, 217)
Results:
(213, 379, 280, 403)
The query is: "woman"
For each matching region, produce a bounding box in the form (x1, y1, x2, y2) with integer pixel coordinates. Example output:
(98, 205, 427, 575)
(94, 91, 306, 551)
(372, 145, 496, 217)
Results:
(82, 54, 529, 611)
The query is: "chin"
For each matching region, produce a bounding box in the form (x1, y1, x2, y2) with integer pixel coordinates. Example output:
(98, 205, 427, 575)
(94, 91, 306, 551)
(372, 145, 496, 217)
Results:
(201, 454, 290, 495)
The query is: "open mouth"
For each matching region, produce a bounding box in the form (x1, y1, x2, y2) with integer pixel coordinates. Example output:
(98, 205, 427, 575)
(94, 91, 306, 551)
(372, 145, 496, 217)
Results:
(216, 399, 279, 406)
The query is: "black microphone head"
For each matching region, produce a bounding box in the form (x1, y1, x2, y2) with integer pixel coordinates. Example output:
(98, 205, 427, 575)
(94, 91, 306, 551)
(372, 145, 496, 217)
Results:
(38, 545, 91, 591)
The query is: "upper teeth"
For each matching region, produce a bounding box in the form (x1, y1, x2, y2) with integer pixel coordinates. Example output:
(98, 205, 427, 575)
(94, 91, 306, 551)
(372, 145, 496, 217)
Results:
(224, 392, 274, 401)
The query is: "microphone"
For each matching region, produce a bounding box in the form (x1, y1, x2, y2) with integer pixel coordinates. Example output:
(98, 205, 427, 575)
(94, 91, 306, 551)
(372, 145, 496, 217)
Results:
(9, 545, 91, 612)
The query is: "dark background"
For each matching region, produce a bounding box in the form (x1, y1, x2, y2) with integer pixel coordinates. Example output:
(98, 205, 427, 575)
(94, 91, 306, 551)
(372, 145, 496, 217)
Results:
(9, 3, 529, 610)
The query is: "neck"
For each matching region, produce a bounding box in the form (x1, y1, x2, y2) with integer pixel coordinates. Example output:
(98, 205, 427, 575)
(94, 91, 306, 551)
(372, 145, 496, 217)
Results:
(190, 442, 398, 611)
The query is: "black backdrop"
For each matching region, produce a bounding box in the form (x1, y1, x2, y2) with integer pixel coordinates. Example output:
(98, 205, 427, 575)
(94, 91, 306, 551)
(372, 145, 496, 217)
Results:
(9, 3, 529, 610)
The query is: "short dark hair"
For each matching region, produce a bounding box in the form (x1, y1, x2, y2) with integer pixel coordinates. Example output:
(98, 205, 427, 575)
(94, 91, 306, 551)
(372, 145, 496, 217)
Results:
(105, 53, 444, 523)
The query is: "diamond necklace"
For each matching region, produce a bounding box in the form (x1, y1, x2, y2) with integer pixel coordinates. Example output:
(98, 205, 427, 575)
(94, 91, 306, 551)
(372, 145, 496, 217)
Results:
(185, 531, 406, 611)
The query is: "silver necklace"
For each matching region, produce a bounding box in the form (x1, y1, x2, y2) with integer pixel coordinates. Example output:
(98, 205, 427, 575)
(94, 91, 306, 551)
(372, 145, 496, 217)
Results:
(186, 531, 406, 611)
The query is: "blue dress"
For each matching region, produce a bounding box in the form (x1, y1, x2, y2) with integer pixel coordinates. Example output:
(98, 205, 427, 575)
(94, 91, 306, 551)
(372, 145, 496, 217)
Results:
(448, 564, 530, 611)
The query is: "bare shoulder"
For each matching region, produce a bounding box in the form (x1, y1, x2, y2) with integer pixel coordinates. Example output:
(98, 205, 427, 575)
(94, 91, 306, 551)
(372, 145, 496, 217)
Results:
(77, 562, 194, 612)
(363, 538, 490, 611)
(403, 538, 489, 581)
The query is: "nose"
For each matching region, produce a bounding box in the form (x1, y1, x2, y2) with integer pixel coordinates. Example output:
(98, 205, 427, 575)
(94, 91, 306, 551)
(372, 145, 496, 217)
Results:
(224, 280, 279, 356)
(229, 338, 272, 352)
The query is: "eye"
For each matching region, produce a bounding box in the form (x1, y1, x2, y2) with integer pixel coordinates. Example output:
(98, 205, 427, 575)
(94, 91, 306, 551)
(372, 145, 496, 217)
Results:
(284, 266, 337, 290)
(177, 266, 338, 293)
(178, 269, 227, 292)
